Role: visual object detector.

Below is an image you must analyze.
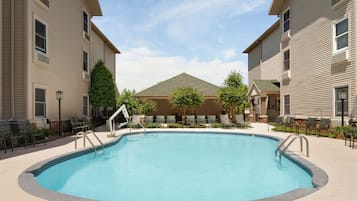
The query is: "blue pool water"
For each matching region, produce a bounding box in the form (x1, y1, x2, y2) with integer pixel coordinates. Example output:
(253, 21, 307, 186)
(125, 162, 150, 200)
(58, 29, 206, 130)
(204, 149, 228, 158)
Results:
(36, 132, 313, 201)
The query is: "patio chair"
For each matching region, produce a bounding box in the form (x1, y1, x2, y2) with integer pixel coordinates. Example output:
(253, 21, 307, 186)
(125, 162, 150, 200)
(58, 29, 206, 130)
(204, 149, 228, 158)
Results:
(70, 117, 89, 134)
(166, 115, 176, 124)
(220, 114, 233, 128)
(2, 120, 28, 152)
(17, 120, 46, 146)
(234, 114, 245, 126)
(305, 117, 317, 135)
(196, 115, 207, 125)
(129, 115, 144, 129)
(207, 115, 217, 124)
(144, 115, 154, 124)
(318, 118, 331, 136)
(0, 121, 10, 153)
(155, 115, 165, 124)
(186, 115, 196, 125)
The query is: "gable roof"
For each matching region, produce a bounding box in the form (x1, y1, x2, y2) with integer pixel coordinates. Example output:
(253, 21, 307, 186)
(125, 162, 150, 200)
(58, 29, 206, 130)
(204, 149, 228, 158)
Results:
(136, 73, 219, 97)
(243, 21, 280, 53)
(248, 80, 280, 97)
(269, 0, 284, 15)
(92, 23, 120, 53)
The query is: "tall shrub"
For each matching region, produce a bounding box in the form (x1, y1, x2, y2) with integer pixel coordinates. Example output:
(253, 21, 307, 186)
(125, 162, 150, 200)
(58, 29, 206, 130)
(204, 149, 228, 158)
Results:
(170, 87, 204, 120)
(89, 60, 116, 117)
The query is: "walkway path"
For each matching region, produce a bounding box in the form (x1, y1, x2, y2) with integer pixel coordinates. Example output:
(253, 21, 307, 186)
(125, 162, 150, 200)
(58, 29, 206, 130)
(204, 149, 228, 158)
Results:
(0, 123, 355, 201)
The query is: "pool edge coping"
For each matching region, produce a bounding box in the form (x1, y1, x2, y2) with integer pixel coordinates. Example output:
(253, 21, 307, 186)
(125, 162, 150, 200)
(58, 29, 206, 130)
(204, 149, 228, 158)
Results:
(18, 130, 328, 201)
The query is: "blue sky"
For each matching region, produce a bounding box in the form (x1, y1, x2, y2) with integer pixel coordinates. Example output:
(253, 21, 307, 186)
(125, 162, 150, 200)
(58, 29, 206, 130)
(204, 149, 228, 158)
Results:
(92, 0, 277, 92)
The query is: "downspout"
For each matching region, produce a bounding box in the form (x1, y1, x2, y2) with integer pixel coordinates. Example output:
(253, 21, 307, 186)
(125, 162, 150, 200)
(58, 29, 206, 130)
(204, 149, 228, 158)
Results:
(11, 0, 15, 118)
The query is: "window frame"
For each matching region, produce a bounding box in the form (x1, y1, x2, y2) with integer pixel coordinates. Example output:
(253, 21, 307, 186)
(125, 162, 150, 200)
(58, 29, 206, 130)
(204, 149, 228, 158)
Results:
(34, 18, 48, 55)
(34, 85, 48, 119)
(333, 17, 348, 53)
(283, 49, 290, 71)
(83, 49, 89, 73)
(334, 86, 348, 117)
(283, 95, 290, 115)
(83, 10, 89, 34)
(282, 9, 290, 33)
(83, 95, 89, 116)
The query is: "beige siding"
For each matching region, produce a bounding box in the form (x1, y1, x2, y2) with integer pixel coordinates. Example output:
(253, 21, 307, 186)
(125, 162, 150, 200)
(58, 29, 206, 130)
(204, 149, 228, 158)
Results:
(279, 0, 356, 121)
(27, 0, 93, 121)
(14, 0, 26, 119)
(248, 45, 261, 86)
(0, 0, 3, 119)
(2, 0, 13, 119)
(90, 29, 104, 71)
(247, 24, 281, 87)
(261, 27, 281, 82)
(90, 28, 117, 80)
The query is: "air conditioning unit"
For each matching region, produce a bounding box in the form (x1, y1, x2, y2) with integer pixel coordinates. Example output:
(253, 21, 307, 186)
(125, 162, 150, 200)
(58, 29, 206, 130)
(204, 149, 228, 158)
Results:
(83, 32, 90, 41)
(34, 51, 49, 64)
(282, 70, 291, 80)
(83, 71, 90, 80)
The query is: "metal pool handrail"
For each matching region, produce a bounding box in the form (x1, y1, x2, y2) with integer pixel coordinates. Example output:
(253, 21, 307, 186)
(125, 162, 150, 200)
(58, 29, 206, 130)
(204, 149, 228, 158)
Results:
(275, 134, 309, 160)
(75, 130, 104, 156)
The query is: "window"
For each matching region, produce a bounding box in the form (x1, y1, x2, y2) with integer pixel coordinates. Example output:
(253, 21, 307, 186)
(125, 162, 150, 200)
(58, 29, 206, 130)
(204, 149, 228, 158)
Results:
(335, 18, 348, 51)
(35, 88, 46, 118)
(332, 0, 341, 6)
(335, 87, 348, 116)
(283, 50, 290, 71)
(83, 50, 88, 72)
(83, 96, 88, 116)
(35, 19, 47, 54)
(83, 11, 89, 34)
(283, 9, 290, 33)
(284, 95, 290, 115)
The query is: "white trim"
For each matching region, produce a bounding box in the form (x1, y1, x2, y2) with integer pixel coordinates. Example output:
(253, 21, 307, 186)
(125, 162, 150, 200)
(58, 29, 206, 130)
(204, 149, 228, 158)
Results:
(282, 8, 290, 33)
(33, 83, 48, 119)
(332, 16, 349, 54)
(332, 84, 349, 118)
(82, 95, 89, 117)
(283, 94, 291, 115)
(33, 16, 48, 56)
(82, 9, 90, 41)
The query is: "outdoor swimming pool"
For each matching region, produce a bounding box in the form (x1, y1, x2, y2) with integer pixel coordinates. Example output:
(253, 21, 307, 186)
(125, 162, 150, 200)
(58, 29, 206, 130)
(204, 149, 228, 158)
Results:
(34, 132, 314, 201)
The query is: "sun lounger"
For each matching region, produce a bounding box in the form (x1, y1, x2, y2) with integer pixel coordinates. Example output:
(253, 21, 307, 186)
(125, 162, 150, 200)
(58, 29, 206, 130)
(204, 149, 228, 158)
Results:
(144, 116, 154, 124)
(166, 115, 176, 124)
(207, 115, 217, 124)
(186, 115, 196, 125)
(155, 115, 165, 124)
(220, 114, 233, 127)
(196, 115, 207, 125)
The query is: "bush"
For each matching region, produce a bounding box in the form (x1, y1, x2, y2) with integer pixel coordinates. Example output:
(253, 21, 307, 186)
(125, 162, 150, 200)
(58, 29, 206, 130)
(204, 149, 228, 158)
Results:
(144, 123, 162, 128)
(167, 123, 184, 128)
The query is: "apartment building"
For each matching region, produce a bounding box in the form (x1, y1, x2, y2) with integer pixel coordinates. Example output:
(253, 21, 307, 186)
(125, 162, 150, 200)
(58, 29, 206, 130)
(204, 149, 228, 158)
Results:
(0, 0, 119, 127)
(245, 0, 356, 125)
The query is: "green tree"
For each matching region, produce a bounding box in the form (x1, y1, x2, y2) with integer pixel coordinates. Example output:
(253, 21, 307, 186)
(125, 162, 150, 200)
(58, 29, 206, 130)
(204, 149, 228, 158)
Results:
(138, 100, 158, 114)
(218, 71, 248, 118)
(116, 89, 140, 115)
(170, 87, 204, 120)
(89, 60, 116, 117)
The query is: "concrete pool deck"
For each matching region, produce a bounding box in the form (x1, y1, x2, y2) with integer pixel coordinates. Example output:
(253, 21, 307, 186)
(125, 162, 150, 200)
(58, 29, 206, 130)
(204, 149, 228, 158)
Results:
(0, 123, 356, 201)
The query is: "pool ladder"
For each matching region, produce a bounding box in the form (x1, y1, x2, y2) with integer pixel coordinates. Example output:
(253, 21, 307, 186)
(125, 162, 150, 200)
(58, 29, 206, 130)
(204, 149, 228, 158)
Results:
(275, 134, 309, 161)
(75, 130, 104, 156)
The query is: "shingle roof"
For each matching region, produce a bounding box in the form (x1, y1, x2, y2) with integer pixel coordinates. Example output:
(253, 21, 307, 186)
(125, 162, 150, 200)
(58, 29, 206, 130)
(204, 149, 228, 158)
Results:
(136, 73, 219, 97)
(254, 80, 280, 92)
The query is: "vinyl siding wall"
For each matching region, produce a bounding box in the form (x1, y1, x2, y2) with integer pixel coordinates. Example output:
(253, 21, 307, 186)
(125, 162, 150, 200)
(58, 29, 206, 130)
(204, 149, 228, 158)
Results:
(26, 0, 94, 121)
(1, 0, 26, 120)
(247, 25, 281, 87)
(279, 0, 356, 121)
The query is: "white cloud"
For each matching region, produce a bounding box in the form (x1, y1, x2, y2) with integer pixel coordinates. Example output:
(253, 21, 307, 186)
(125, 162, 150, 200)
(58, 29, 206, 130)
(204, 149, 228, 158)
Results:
(115, 48, 247, 92)
(222, 49, 237, 60)
(141, 0, 269, 41)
